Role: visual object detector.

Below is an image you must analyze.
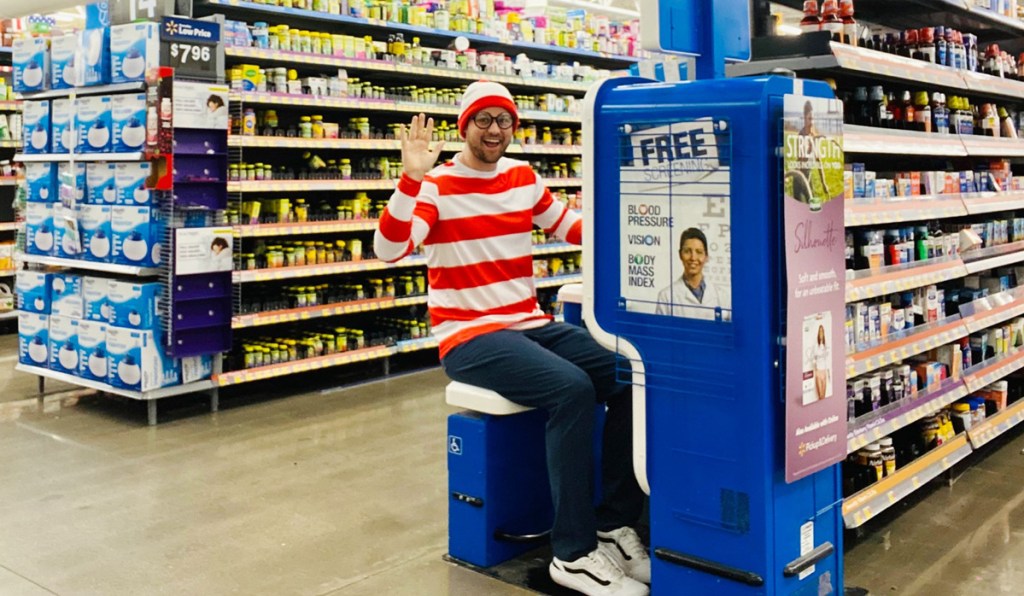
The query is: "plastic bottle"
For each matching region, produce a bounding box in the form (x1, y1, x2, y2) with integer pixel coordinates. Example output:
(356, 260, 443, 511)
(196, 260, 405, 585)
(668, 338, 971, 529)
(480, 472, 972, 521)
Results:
(935, 26, 947, 66)
(914, 91, 931, 133)
(253, 22, 270, 48)
(800, 1, 821, 33)
(932, 92, 949, 135)
(878, 437, 897, 477)
(839, 0, 857, 45)
(299, 116, 313, 138)
(917, 27, 935, 63)
(820, 0, 842, 41)
(1000, 106, 1018, 139)
(242, 109, 257, 135)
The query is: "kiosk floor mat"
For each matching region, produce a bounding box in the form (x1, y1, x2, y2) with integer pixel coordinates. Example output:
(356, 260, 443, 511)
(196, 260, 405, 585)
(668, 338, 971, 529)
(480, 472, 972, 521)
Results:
(444, 547, 578, 595)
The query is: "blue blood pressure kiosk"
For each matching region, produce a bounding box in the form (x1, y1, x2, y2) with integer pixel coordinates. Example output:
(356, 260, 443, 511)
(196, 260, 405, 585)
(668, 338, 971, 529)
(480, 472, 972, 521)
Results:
(447, 1, 849, 594)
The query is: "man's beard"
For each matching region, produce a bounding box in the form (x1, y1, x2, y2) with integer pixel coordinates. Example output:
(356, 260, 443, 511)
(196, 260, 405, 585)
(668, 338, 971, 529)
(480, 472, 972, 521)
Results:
(470, 139, 507, 164)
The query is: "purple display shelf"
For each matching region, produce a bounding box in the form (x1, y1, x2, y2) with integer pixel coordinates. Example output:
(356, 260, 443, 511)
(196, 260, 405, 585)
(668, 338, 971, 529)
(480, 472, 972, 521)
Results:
(169, 271, 233, 357)
(173, 128, 228, 210)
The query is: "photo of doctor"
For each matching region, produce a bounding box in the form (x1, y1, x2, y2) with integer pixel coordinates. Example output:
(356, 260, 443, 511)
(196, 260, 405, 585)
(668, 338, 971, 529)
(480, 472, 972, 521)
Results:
(655, 227, 729, 320)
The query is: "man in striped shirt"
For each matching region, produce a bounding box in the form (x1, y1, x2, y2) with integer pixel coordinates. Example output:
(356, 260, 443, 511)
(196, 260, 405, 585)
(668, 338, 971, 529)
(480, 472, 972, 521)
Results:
(374, 81, 648, 596)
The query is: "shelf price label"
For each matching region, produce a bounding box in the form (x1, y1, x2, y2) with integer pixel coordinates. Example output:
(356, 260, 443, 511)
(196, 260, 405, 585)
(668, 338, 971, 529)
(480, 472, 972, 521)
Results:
(160, 17, 221, 79)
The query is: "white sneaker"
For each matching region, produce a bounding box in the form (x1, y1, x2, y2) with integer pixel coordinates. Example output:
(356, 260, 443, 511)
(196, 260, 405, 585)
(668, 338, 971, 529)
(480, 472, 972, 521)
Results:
(550, 549, 650, 596)
(597, 527, 652, 584)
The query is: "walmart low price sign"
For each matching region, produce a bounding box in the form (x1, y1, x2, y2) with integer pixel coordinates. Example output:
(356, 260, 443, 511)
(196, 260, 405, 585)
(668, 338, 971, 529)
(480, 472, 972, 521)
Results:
(160, 17, 221, 79)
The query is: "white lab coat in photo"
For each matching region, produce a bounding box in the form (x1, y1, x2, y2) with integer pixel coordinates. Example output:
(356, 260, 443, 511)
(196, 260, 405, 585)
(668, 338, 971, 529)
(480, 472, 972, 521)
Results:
(655, 278, 730, 321)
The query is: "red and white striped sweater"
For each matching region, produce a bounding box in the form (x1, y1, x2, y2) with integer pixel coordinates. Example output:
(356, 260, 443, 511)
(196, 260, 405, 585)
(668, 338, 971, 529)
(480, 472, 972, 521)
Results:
(374, 156, 583, 359)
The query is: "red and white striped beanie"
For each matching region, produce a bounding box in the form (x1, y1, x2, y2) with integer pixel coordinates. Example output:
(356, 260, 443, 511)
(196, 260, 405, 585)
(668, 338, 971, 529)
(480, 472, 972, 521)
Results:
(457, 81, 519, 137)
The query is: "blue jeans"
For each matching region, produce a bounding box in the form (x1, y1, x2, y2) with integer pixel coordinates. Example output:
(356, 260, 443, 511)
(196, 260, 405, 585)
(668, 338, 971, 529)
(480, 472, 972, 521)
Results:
(442, 321, 645, 561)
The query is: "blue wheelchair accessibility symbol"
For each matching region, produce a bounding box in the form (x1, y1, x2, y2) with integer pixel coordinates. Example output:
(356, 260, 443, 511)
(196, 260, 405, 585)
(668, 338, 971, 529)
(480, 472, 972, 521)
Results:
(448, 435, 463, 455)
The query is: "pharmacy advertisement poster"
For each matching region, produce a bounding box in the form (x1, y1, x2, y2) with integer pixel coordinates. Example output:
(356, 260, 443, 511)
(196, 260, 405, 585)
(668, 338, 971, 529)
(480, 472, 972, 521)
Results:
(172, 81, 229, 130)
(783, 94, 847, 483)
(618, 118, 732, 322)
(175, 227, 233, 275)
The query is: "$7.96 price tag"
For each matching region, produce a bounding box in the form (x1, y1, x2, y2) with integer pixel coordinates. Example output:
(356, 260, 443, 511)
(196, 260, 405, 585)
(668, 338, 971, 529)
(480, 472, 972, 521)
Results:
(170, 43, 212, 64)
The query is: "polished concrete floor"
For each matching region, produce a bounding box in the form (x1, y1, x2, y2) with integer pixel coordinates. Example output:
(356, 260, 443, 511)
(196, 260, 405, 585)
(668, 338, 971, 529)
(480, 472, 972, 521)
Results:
(1, 340, 1022, 595)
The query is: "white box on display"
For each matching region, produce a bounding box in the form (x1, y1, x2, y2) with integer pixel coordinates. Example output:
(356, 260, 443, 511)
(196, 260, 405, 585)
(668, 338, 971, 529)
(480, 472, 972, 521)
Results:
(13, 37, 49, 93)
(18, 312, 50, 367)
(77, 320, 108, 382)
(76, 95, 113, 153)
(110, 22, 160, 84)
(23, 100, 51, 154)
(48, 315, 80, 375)
(106, 326, 180, 391)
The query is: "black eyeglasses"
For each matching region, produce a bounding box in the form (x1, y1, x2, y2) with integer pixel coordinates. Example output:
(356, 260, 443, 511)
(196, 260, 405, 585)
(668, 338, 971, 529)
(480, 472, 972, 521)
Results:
(472, 112, 515, 130)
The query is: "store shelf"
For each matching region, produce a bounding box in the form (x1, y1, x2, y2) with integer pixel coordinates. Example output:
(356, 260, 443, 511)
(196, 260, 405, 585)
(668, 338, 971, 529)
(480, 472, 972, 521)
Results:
(536, 273, 583, 288)
(227, 179, 396, 192)
(846, 315, 968, 379)
(0, 176, 18, 187)
(15, 364, 215, 401)
(19, 81, 146, 101)
(962, 191, 1024, 215)
(963, 241, 1024, 274)
(214, 344, 393, 385)
(391, 336, 439, 353)
(843, 125, 968, 156)
(0, 140, 22, 149)
(14, 152, 145, 163)
(961, 290, 1024, 333)
(228, 91, 581, 123)
(842, 434, 972, 529)
(960, 135, 1024, 158)
(232, 255, 427, 283)
(223, 46, 594, 94)
(968, 398, 1024, 449)
(16, 254, 161, 276)
(235, 218, 380, 237)
(847, 377, 970, 453)
(232, 294, 428, 329)
(845, 258, 967, 302)
(532, 242, 582, 256)
(227, 135, 583, 155)
(963, 349, 1024, 392)
(0, 222, 18, 231)
(0, 310, 18, 321)
(0, 100, 19, 112)
(201, 0, 640, 70)
(845, 195, 968, 226)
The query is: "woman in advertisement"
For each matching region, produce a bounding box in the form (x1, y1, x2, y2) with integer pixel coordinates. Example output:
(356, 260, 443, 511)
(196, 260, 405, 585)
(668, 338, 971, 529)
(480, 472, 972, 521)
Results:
(814, 324, 830, 400)
(655, 227, 728, 320)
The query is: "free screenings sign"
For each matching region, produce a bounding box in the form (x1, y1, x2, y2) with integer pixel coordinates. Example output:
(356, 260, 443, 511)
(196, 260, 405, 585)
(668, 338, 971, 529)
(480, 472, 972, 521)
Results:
(618, 118, 732, 322)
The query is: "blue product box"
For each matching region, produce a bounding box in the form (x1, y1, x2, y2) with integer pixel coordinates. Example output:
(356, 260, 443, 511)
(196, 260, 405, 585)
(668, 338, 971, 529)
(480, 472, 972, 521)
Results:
(82, 276, 111, 322)
(114, 162, 152, 205)
(77, 27, 111, 87)
(107, 279, 161, 329)
(51, 272, 84, 319)
(852, 163, 866, 199)
(18, 312, 50, 367)
(24, 162, 56, 203)
(48, 315, 80, 374)
(13, 37, 49, 93)
(24, 202, 54, 256)
(23, 100, 51, 154)
(111, 93, 147, 152)
(50, 33, 78, 90)
(57, 161, 87, 205)
(77, 95, 112, 153)
(107, 326, 180, 391)
(15, 271, 53, 314)
(51, 98, 76, 154)
(54, 203, 82, 259)
(77, 320, 108, 382)
(86, 162, 117, 204)
(110, 22, 160, 83)
(78, 204, 113, 262)
(111, 205, 161, 266)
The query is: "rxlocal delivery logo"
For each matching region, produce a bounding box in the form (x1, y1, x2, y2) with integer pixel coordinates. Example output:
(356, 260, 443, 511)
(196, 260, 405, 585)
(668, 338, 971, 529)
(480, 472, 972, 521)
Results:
(162, 17, 220, 43)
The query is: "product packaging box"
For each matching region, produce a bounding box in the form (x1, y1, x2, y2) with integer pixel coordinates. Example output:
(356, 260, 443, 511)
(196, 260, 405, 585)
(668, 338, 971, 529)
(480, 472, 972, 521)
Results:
(107, 279, 161, 329)
(915, 361, 946, 390)
(76, 27, 111, 87)
(82, 276, 111, 322)
(15, 271, 53, 314)
(77, 320, 108, 382)
(24, 162, 56, 202)
(78, 204, 113, 262)
(851, 163, 865, 198)
(111, 206, 161, 266)
(18, 312, 50, 367)
(86, 162, 117, 204)
(50, 33, 78, 90)
(77, 95, 112, 153)
(24, 202, 55, 256)
(23, 100, 51, 154)
(51, 272, 84, 319)
(110, 22, 160, 84)
(114, 162, 152, 205)
(106, 326, 180, 391)
(51, 98, 77, 154)
(57, 161, 87, 205)
(48, 315, 80, 375)
(13, 37, 49, 93)
(53, 203, 82, 259)
(181, 355, 214, 384)
(111, 93, 147, 152)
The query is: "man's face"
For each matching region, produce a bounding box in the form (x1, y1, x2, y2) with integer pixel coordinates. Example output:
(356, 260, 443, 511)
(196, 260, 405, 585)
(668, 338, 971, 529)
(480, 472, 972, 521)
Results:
(680, 238, 707, 277)
(465, 108, 514, 164)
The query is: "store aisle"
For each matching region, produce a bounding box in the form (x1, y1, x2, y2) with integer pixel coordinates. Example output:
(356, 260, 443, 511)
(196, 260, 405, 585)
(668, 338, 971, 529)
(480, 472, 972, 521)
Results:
(0, 363, 1021, 596)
